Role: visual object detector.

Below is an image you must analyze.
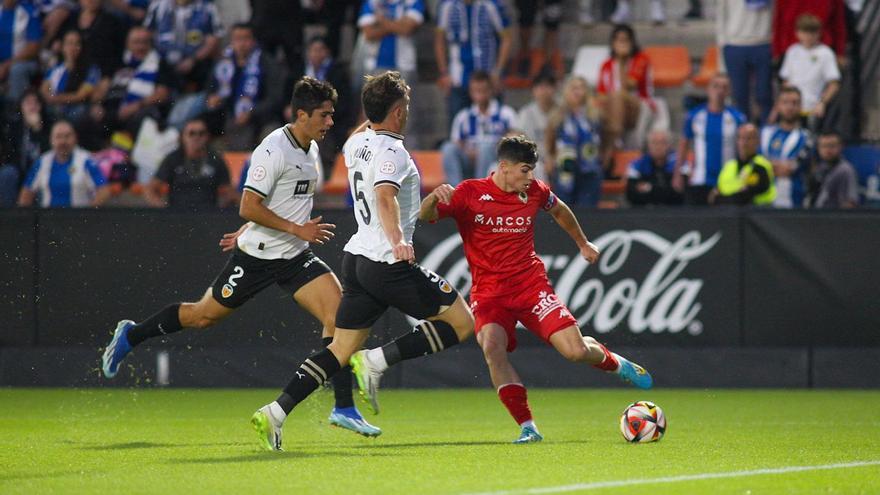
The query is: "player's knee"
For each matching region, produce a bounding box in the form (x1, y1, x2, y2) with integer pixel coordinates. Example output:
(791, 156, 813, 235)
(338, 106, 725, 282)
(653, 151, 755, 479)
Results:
(560, 343, 589, 363)
(191, 316, 218, 329)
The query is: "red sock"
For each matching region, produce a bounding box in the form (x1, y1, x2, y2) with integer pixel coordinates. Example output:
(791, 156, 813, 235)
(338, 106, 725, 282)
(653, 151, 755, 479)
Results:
(592, 343, 619, 372)
(498, 383, 533, 425)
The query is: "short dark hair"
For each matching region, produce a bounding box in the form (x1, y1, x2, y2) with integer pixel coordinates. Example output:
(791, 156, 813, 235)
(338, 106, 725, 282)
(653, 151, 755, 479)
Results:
(230, 22, 254, 34)
(361, 71, 410, 123)
(532, 71, 556, 87)
(307, 35, 328, 47)
(796, 14, 822, 33)
(779, 86, 802, 99)
(290, 76, 337, 117)
(818, 130, 843, 142)
(497, 135, 538, 165)
(469, 70, 492, 85)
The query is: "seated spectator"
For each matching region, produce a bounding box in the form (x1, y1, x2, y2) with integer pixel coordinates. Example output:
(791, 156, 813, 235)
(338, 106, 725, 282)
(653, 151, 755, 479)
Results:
(40, 29, 100, 122)
(205, 23, 284, 151)
(57, 0, 127, 79)
(441, 70, 518, 185)
(761, 87, 811, 208)
(545, 75, 602, 207)
(0, 0, 42, 102)
(17, 119, 109, 207)
(357, 0, 424, 84)
(595, 24, 654, 172)
(146, 117, 235, 211)
(89, 26, 172, 135)
(710, 123, 776, 206)
(3, 89, 52, 183)
(516, 72, 557, 182)
(94, 130, 150, 207)
(626, 129, 682, 206)
(806, 130, 858, 208)
(778, 14, 841, 129)
(144, 0, 223, 129)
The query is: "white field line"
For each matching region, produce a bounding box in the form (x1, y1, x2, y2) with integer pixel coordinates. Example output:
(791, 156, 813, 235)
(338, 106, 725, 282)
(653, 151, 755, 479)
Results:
(460, 460, 880, 495)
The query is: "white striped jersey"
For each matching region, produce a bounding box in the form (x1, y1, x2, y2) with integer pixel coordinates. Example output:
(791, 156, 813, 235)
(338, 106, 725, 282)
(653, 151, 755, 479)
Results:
(761, 124, 811, 208)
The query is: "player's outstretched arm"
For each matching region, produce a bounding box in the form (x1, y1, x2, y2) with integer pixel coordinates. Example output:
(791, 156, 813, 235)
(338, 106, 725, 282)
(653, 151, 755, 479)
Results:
(239, 190, 335, 244)
(548, 198, 600, 264)
(219, 223, 250, 252)
(418, 184, 454, 222)
(376, 184, 415, 262)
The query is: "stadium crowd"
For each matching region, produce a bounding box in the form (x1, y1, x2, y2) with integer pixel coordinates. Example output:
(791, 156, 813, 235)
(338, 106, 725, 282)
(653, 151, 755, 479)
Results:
(0, 0, 874, 210)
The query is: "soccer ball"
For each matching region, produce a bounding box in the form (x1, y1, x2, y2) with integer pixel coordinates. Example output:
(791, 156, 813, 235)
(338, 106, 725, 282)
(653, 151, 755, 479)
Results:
(620, 401, 666, 443)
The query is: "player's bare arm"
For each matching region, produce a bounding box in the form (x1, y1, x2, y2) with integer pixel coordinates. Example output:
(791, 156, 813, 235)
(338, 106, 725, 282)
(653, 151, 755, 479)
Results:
(418, 183, 455, 222)
(548, 198, 600, 264)
(240, 190, 335, 244)
(375, 184, 415, 262)
(219, 223, 251, 252)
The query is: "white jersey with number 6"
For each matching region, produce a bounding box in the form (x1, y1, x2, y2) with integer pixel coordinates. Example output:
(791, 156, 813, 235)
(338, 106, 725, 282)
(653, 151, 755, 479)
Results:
(342, 127, 420, 264)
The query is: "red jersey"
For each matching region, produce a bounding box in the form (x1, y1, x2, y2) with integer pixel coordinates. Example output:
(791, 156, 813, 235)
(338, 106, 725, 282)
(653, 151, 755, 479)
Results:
(596, 52, 655, 110)
(437, 175, 557, 299)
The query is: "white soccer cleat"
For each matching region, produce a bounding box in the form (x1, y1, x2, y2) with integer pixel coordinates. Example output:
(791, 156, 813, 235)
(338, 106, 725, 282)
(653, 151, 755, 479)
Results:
(350, 350, 384, 415)
(251, 405, 283, 451)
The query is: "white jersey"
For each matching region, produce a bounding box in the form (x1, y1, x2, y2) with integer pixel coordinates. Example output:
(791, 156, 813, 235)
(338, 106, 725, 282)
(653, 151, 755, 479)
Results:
(238, 125, 321, 260)
(342, 128, 421, 264)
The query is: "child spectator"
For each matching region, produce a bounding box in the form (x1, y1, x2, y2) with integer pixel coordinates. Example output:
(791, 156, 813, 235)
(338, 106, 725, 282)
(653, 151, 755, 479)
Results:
(778, 14, 841, 125)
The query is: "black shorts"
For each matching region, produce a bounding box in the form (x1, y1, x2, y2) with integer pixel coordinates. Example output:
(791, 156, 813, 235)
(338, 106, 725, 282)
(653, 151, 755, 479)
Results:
(335, 253, 459, 329)
(516, 0, 562, 29)
(211, 248, 332, 308)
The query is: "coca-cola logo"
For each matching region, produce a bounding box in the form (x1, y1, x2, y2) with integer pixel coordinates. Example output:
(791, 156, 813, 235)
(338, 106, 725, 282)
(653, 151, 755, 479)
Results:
(419, 230, 721, 336)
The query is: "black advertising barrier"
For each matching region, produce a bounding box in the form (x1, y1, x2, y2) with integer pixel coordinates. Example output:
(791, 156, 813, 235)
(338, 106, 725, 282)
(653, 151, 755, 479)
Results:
(413, 210, 743, 347)
(0, 210, 36, 345)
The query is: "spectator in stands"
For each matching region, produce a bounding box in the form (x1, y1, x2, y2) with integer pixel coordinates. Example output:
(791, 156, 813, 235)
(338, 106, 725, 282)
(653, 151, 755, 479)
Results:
(595, 24, 654, 174)
(0, 141, 19, 207)
(710, 123, 776, 206)
(204, 23, 284, 151)
(109, 0, 148, 23)
(761, 87, 812, 208)
(684, 0, 702, 19)
(441, 70, 518, 185)
(144, 0, 223, 129)
(609, 0, 666, 25)
(513, 0, 563, 78)
(89, 26, 172, 135)
(35, 0, 73, 48)
(249, 0, 304, 74)
(807, 130, 858, 208)
(435, 0, 513, 127)
(146, 117, 235, 211)
(303, 0, 360, 60)
(57, 0, 127, 79)
(17, 120, 110, 207)
(673, 73, 746, 205)
(4, 90, 52, 183)
(0, 0, 42, 102)
(516, 72, 557, 182)
(773, 0, 847, 63)
(717, 0, 773, 123)
(40, 29, 100, 122)
(626, 129, 682, 206)
(544, 75, 602, 207)
(357, 0, 425, 84)
(778, 14, 841, 129)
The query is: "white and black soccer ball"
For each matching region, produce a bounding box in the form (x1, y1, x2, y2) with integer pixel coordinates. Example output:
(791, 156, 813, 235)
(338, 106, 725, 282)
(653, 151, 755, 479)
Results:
(620, 400, 666, 443)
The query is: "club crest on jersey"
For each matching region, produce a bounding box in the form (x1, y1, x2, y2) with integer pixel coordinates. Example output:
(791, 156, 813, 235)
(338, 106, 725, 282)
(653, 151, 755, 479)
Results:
(519, 191, 528, 203)
(221, 284, 234, 298)
(251, 166, 267, 181)
(439, 280, 453, 293)
(380, 161, 396, 174)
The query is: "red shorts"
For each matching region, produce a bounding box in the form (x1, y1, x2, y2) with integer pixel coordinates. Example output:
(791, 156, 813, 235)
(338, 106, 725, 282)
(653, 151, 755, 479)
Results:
(471, 278, 577, 352)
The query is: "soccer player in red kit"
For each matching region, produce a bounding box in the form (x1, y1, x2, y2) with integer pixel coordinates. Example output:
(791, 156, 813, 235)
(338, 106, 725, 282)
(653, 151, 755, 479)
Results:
(420, 135, 653, 443)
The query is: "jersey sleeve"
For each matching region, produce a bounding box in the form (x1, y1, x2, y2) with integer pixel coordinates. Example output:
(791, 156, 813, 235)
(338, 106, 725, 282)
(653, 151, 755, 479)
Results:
(406, 0, 426, 23)
(437, 181, 469, 219)
(84, 158, 107, 187)
(242, 144, 283, 198)
(372, 148, 411, 189)
(357, 0, 376, 27)
(23, 160, 41, 190)
(682, 109, 696, 140)
(536, 179, 557, 211)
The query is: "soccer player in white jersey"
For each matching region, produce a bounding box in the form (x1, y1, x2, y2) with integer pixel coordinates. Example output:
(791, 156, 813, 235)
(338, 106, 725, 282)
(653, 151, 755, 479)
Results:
(101, 77, 381, 438)
(251, 71, 475, 451)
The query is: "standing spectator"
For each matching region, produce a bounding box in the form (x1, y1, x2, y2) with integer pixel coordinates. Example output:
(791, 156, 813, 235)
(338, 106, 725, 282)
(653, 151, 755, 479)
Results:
(609, 0, 666, 24)
(710, 123, 776, 206)
(626, 129, 682, 206)
(58, 0, 127, 79)
(773, 0, 847, 61)
(204, 23, 284, 151)
(595, 24, 654, 173)
(516, 72, 557, 182)
(249, 0, 304, 74)
(0, 0, 42, 102)
(513, 0, 563, 78)
(807, 130, 858, 208)
(302, 0, 360, 60)
(673, 74, 746, 205)
(40, 29, 100, 122)
(779, 14, 841, 127)
(441, 70, 518, 185)
(146, 117, 235, 211)
(357, 0, 425, 84)
(717, 0, 773, 123)
(3, 89, 52, 181)
(17, 120, 109, 207)
(684, 0, 702, 19)
(545, 76, 602, 207)
(761, 87, 811, 208)
(435, 0, 513, 127)
(144, 0, 223, 129)
(34, 0, 73, 48)
(109, 0, 149, 24)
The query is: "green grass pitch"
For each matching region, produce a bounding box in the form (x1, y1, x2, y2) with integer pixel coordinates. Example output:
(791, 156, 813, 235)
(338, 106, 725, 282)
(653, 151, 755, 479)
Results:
(1, 388, 879, 494)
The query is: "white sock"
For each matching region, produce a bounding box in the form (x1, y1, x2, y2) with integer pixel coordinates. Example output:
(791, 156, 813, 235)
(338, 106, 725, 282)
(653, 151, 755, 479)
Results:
(611, 352, 624, 373)
(268, 401, 287, 424)
(520, 419, 537, 430)
(366, 347, 389, 372)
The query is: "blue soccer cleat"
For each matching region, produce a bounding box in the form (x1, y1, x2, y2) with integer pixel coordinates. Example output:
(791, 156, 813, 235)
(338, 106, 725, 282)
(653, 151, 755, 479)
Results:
(513, 424, 544, 444)
(615, 353, 654, 390)
(328, 407, 382, 437)
(102, 320, 134, 378)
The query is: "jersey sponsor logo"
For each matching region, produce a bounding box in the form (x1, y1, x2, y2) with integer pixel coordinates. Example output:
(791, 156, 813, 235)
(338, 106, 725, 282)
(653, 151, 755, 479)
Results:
(251, 166, 267, 181)
(380, 161, 396, 175)
(222, 266, 244, 298)
(532, 290, 564, 321)
(294, 180, 312, 195)
(479, 194, 494, 201)
(474, 214, 532, 233)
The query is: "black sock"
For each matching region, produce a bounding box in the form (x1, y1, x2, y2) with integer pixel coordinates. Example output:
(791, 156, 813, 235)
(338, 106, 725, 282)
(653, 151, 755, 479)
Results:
(276, 348, 342, 415)
(381, 320, 460, 367)
(126, 304, 183, 347)
(322, 336, 354, 409)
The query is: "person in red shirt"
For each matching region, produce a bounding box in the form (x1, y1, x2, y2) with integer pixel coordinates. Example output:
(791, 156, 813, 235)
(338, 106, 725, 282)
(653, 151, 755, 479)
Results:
(420, 135, 653, 444)
(772, 0, 847, 62)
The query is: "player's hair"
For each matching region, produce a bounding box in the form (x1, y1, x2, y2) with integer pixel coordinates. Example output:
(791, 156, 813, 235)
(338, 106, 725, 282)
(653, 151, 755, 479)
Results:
(779, 85, 802, 99)
(469, 70, 492, 85)
(497, 135, 538, 165)
(361, 71, 410, 123)
(796, 14, 822, 33)
(290, 76, 338, 117)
